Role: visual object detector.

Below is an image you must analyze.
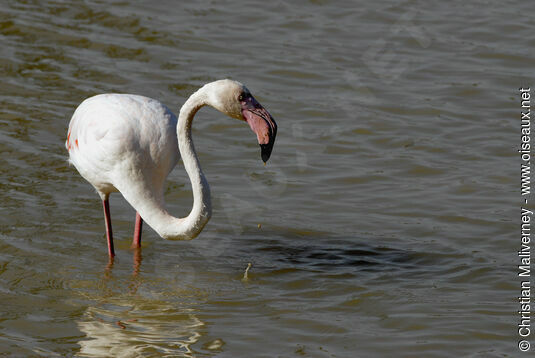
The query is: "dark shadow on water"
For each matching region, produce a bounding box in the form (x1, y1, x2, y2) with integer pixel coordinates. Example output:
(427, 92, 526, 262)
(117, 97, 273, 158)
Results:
(227, 229, 468, 275)
(257, 242, 418, 272)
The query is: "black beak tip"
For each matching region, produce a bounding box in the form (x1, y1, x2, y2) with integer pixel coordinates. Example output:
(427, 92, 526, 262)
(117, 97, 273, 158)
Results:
(260, 143, 273, 163)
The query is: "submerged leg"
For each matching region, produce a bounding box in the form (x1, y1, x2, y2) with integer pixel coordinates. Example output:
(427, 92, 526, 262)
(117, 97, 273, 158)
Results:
(132, 212, 143, 249)
(102, 198, 115, 257)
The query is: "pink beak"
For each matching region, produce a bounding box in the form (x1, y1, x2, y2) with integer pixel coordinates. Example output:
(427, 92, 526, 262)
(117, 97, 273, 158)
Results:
(241, 94, 277, 163)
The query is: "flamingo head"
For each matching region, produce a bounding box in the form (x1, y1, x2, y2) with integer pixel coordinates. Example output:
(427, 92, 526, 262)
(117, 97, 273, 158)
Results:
(206, 79, 277, 163)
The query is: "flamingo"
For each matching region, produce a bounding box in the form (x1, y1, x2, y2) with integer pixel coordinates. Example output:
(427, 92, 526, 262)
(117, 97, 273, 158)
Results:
(66, 79, 277, 258)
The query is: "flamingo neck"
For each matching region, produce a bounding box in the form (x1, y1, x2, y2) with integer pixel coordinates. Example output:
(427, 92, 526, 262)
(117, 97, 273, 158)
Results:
(179, 88, 212, 238)
(155, 87, 212, 240)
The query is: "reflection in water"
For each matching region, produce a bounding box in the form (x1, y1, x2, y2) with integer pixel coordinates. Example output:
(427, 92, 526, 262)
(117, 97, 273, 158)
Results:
(77, 306, 203, 357)
(103, 248, 142, 280)
(77, 249, 204, 357)
(132, 248, 142, 278)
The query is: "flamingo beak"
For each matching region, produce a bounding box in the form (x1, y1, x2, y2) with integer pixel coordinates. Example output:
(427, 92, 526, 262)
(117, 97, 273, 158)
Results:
(241, 95, 277, 163)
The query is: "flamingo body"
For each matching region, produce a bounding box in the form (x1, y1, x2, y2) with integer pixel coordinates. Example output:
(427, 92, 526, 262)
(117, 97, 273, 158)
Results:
(67, 94, 179, 202)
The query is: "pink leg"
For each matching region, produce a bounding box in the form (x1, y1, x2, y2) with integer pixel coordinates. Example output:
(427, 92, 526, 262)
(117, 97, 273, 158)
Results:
(132, 212, 143, 248)
(102, 198, 115, 257)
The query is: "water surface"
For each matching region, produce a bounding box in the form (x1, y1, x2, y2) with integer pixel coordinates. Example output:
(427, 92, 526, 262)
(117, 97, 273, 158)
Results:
(0, 0, 526, 356)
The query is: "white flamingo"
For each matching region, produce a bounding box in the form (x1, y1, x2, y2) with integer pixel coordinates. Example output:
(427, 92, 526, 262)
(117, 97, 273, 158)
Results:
(66, 79, 277, 257)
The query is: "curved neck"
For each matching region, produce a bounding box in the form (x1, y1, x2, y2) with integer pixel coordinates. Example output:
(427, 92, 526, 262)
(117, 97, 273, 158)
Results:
(171, 87, 212, 239)
(133, 87, 212, 240)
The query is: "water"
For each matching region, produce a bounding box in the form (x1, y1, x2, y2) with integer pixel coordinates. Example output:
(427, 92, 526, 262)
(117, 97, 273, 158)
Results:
(0, 0, 526, 356)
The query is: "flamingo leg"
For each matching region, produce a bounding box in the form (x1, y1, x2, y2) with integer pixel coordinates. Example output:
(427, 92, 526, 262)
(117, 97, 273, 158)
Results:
(132, 212, 143, 248)
(102, 198, 115, 257)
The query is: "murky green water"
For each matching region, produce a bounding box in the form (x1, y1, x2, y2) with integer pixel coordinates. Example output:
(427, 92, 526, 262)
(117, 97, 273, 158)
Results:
(0, 0, 526, 356)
